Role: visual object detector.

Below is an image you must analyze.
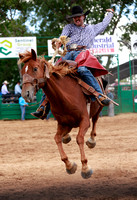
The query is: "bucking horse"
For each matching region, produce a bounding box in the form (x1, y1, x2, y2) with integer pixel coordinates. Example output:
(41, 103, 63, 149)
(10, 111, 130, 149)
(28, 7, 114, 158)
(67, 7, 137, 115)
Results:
(19, 42, 117, 179)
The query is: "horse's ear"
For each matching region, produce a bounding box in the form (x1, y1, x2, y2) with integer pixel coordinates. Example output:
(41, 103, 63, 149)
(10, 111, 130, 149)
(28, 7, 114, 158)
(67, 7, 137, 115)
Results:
(19, 53, 24, 59)
(45, 64, 50, 79)
(31, 49, 37, 61)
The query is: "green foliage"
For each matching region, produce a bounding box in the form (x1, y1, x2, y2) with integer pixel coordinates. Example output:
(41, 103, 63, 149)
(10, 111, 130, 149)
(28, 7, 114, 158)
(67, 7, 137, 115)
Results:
(0, 59, 20, 91)
(0, 0, 34, 90)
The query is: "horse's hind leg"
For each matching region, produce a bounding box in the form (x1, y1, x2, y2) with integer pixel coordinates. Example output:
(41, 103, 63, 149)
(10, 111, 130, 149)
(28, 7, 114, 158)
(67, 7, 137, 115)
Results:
(54, 124, 77, 175)
(77, 119, 93, 179)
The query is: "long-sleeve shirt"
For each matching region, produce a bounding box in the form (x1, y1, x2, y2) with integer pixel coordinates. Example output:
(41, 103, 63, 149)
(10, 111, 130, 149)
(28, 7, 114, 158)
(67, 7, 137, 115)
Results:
(19, 97, 28, 106)
(14, 84, 22, 94)
(1, 84, 9, 94)
(61, 12, 113, 49)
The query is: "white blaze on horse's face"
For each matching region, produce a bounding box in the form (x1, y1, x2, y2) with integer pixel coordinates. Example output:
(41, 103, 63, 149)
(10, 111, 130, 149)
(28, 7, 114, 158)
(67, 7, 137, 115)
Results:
(25, 65, 28, 73)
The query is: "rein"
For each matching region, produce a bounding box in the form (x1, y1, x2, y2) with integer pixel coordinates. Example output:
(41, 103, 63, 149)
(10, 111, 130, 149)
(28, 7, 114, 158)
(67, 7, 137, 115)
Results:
(27, 101, 41, 107)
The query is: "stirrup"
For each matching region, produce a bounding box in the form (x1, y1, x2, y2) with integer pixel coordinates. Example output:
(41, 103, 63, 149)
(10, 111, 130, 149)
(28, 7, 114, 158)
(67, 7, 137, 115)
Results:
(36, 105, 45, 112)
(96, 93, 119, 106)
(96, 96, 108, 106)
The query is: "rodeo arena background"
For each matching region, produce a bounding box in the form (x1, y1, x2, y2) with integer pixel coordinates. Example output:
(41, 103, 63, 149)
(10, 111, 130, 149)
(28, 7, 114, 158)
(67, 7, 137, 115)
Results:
(0, 33, 137, 200)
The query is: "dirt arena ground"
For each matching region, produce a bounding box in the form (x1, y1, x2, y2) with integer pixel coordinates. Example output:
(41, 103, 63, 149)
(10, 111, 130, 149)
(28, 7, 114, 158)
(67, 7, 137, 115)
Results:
(0, 113, 137, 200)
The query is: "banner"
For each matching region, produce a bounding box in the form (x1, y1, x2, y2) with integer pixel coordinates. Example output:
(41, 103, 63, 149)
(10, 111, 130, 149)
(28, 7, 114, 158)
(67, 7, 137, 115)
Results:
(131, 35, 137, 54)
(48, 35, 118, 57)
(48, 40, 60, 57)
(0, 37, 37, 58)
(91, 35, 118, 55)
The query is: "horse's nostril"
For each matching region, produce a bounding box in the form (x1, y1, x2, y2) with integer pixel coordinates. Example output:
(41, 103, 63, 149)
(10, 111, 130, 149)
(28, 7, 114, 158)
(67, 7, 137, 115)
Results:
(27, 91, 29, 97)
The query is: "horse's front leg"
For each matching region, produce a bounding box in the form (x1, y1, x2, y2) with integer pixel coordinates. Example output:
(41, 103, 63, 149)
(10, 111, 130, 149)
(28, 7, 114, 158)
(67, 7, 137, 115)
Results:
(77, 119, 93, 179)
(54, 124, 77, 175)
(86, 107, 103, 149)
(86, 117, 97, 148)
(62, 133, 71, 144)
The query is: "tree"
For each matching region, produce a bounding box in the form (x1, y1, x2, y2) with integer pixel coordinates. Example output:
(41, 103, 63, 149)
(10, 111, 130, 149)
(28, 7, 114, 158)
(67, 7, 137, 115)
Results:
(0, 0, 34, 90)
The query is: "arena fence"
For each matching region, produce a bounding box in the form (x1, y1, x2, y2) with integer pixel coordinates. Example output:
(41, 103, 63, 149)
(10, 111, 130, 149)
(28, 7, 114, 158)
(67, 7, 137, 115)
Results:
(0, 90, 43, 120)
(102, 85, 137, 115)
(0, 85, 137, 120)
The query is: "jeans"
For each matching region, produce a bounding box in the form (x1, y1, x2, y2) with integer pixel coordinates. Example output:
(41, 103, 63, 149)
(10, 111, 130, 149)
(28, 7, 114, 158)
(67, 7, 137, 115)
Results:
(62, 51, 103, 99)
(40, 93, 46, 105)
(20, 105, 26, 120)
(77, 67, 103, 94)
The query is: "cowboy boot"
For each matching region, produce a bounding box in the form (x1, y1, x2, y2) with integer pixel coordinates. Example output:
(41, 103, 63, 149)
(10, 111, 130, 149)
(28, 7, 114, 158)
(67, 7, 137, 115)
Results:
(31, 97, 50, 120)
(97, 96, 110, 106)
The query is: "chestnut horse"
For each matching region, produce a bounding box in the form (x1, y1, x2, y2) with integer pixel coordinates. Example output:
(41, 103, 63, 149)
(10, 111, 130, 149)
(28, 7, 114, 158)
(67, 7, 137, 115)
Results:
(20, 49, 104, 179)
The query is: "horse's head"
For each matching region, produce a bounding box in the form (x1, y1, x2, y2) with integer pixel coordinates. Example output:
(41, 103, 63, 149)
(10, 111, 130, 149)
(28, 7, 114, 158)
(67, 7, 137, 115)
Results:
(19, 49, 50, 102)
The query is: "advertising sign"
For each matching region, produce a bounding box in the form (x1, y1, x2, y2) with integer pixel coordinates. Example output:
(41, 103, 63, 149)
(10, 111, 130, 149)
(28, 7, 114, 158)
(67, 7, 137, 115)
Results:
(48, 40, 60, 57)
(0, 37, 37, 58)
(48, 35, 118, 56)
(131, 34, 137, 54)
(91, 35, 118, 55)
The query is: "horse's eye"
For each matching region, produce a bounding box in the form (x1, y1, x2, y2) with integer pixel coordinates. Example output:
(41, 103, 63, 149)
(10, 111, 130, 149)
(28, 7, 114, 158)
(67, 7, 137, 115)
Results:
(33, 67, 38, 72)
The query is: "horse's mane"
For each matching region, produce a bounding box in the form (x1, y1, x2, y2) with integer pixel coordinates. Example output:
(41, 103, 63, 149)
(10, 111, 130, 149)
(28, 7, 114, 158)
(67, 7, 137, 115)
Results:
(50, 61, 77, 77)
(18, 51, 77, 77)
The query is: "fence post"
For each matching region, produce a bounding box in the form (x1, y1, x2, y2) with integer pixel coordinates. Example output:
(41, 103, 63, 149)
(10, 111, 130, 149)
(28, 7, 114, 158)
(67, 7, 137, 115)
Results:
(129, 53, 134, 112)
(0, 96, 1, 119)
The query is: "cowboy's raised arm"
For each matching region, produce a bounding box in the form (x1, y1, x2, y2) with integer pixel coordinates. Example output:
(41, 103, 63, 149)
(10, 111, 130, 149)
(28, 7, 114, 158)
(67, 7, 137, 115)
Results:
(93, 8, 114, 37)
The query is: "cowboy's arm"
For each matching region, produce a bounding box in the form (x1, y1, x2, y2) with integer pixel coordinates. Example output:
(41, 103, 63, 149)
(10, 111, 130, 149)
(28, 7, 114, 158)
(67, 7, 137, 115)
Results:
(93, 9, 114, 36)
(60, 24, 71, 38)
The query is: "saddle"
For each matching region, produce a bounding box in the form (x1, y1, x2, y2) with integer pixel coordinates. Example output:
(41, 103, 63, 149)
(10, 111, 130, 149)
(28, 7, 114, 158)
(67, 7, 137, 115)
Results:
(55, 60, 119, 106)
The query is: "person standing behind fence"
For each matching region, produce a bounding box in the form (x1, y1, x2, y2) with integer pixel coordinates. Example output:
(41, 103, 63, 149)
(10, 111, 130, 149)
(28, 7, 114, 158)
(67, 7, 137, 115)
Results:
(19, 96, 28, 121)
(14, 81, 22, 95)
(1, 80, 10, 96)
(107, 89, 114, 117)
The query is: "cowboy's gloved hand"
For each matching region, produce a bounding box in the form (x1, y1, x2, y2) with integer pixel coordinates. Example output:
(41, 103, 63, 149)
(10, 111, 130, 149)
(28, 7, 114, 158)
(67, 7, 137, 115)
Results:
(106, 8, 114, 13)
(56, 41, 62, 49)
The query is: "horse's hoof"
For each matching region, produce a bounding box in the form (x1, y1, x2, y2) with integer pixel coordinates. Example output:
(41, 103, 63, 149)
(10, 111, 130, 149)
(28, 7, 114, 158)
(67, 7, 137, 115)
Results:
(81, 169, 93, 179)
(66, 162, 77, 174)
(86, 139, 96, 148)
(62, 136, 71, 144)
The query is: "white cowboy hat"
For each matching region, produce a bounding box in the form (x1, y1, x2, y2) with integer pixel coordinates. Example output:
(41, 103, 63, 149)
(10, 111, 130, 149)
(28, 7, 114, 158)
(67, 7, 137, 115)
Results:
(3, 80, 9, 84)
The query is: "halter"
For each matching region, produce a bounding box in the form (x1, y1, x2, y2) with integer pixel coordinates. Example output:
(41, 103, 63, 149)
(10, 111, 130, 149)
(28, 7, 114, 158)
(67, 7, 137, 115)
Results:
(22, 73, 46, 92)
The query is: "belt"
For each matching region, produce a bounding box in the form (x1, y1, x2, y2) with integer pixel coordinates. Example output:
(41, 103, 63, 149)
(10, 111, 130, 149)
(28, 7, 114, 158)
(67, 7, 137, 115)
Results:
(67, 45, 87, 52)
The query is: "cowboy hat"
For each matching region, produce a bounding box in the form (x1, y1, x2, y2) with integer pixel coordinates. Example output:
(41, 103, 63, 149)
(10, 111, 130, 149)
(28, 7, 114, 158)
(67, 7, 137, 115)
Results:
(66, 5, 90, 19)
(3, 80, 9, 84)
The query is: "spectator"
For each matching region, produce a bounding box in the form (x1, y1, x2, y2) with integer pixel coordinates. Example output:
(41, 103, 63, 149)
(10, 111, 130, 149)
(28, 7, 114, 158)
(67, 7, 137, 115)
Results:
(19, 96, 28, 121)
(134, 95, 137, 103)
(114, 79, 118, 86)
(1, 80, 10, 96)
(14, 81, 22, 95)
(107, 89, 114, 117)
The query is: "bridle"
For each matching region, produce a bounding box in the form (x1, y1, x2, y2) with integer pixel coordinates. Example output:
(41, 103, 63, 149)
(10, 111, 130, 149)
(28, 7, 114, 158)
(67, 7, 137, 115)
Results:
(22, 73, 46, 92)
(22, 64, 48, 92)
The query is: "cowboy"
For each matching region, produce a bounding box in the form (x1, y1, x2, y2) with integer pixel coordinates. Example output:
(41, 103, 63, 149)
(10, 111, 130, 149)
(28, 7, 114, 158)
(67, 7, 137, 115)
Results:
(31, 5, 114, 119)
